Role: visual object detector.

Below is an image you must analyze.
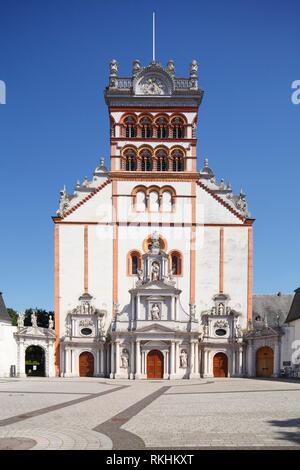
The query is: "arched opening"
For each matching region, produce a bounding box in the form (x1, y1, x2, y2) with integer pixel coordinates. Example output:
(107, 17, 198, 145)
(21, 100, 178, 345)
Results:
(155, 116, 168, 138)
(147, 350, 164, 379)
(256, 346, 274, 378)
(169, 251, 182, 275)
(156, 149, 168, 171)
(79, 351, 94, 377)
(140, 148, 152, 171)
(139, 116, 153, 138)
(213, 352, 228, 377)
(127, 250, 142, 275)
(25, 345, 45, 377)
(124, 148, 137, 171)
(171, 116, 185, 139)
(171, 149, 185, 171)
(124, 115, 137, 138)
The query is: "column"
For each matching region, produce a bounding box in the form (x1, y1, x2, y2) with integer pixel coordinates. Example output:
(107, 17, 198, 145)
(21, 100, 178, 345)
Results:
(175, 341, 180, 374)
(164, 350, 169, 379)
(189, 340, 195, 378)
(130, 340, 134, 380)
(115, 341, 120, 378)
(110, 342, 115, 379)
(239, 347, 243, 376)
(18, 340, 26, 378)
(135, 340, 141, 378)
(195, 341, 199, 376)
(71, 349, 77, 376)
(65, 348, 71, 377)
(136, 294, 140, 321)
(232, 349, 236, 377)
(171, 297, 175, 321)
(207, 350, 211, 377)
(170, 341, 175, 378)
(247, 342, 254, 377)
(274, 342, 281, 377)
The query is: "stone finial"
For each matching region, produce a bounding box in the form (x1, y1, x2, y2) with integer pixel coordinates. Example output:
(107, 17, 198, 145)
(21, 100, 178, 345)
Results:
(132, 59, 141, 76)
(190, 59, 198, 78)
(109, 59, 118, 77)
(204, 158, 209, 168)
(166, 59, 175, 76)
(57, 185, 70, 217)
(75, 180, 81, 190)
(82, 176, 89, 187)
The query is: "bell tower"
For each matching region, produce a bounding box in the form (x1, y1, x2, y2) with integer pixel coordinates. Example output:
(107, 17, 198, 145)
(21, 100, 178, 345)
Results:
(104, 59, 203, 176)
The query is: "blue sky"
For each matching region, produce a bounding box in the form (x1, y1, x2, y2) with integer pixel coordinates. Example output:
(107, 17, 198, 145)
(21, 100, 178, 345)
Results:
(0, 0, 299, 311)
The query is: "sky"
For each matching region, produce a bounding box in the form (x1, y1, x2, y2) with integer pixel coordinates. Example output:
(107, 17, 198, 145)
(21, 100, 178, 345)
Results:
(0, 0, 299, 311)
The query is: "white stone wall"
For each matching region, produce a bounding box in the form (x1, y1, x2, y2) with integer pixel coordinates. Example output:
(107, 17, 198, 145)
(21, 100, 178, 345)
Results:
(0, 323, 17, 377)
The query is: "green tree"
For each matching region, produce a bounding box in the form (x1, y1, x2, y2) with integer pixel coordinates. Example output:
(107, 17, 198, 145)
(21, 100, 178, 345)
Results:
(24, 309, 54, 328)
(7, 308, 18, 326)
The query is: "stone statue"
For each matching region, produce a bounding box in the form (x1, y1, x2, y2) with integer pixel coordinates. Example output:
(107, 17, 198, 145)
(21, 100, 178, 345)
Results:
(190, 59, 198, 78)
(166, 59, 175, 76)
(203, 324, 209, 336)
(109, 59, 118, 77)
(57, 186, 70, 217)
(167, 269, 175, 283)
(236, 189, 249, 216)
(137, 268, 143, 281)
(218, 303, 225, 315)
(190, 304, 196, 320)
(180, 350, 188, 368)
(150, 232, 160, 254)
(151, 303, 160, 321)
(121, 349, 129, 368)
(48, 317, 54, 329)
(65, 321, 71, 336)
(132, 59, 141, 76)
(151, 262, 160, 281)
(31, 312, 37, 328)
(17, 312, 25, 328)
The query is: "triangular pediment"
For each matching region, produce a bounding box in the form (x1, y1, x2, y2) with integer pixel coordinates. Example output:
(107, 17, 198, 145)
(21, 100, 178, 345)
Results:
(136, 323, 176, 333)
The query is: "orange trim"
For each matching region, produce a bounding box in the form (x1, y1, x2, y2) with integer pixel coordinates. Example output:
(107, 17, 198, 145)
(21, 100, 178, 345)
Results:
(190, 182, 196, 304)
(61, 179, 111, 219)
(109, 106, 198, 112)
(126, 250, 142, 276)
(219, 228, 224, 294)
(142, 234, 168, 253)
(197, 181, 245, 221)
(247, 226, 253, 323)
(168, 250, 183, 277)
(112, 180, 118, 315)
(84, 225, 88, 293)
(191, 144, 197, 172)
(54, 225, 60, 376)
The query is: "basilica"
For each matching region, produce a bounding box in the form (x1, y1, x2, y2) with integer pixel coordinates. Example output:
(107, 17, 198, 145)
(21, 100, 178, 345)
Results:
(1, 58, 299, 380)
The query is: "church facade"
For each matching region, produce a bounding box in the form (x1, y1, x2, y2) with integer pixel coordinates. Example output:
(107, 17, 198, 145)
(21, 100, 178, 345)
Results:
(52, 58, 254, 379)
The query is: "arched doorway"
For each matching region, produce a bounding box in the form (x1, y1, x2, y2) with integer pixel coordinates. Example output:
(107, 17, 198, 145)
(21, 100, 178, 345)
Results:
(79, 352, 94, 377)
(213, 352, 228, 377)
(256, 347, 274, 377)
(25, 346, 45, 377)
(147, 350, 164, 379)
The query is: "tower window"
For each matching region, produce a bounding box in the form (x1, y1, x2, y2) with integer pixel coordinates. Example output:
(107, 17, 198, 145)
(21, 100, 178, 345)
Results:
(171, 117, 185, 139)
(172, 149, 185, 171)
(124, 149, 137, 171)
(140, 117, 152, 138)
(169, 251, 182, 275)
(127, 251, 142, 276)
(156, 149, 168, 171)
(124, 116, 137, 138)
(140, 149, 152, 171)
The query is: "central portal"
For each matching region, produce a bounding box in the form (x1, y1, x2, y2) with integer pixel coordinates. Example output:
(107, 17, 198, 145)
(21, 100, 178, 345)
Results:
(147, 350, 164, 379)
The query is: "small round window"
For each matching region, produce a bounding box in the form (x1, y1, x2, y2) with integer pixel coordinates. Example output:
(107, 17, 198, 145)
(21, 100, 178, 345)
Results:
(81, 328, 92, 336)
(215, 328, 227, 336)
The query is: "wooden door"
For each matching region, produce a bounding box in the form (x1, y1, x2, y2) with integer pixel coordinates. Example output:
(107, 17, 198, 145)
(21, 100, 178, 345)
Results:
(256, 347, 274, 377)
(213, 352, 228, 377)
(79, 352, 94, 377)
(147, 350, 164, 379)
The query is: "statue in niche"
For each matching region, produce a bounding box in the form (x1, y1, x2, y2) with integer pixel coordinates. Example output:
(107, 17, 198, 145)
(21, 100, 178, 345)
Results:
(218, 303, 225, 315)
(137, 268, 143, 281)
(31, 312, 38, 328)
(121, 349, 129, 368)
(151, 262, 160, 281)
(151, 303, 160, 321)
(48, 317, 54, 330)
(180, 350, 188, 368)
(203, 324, 209, 336)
